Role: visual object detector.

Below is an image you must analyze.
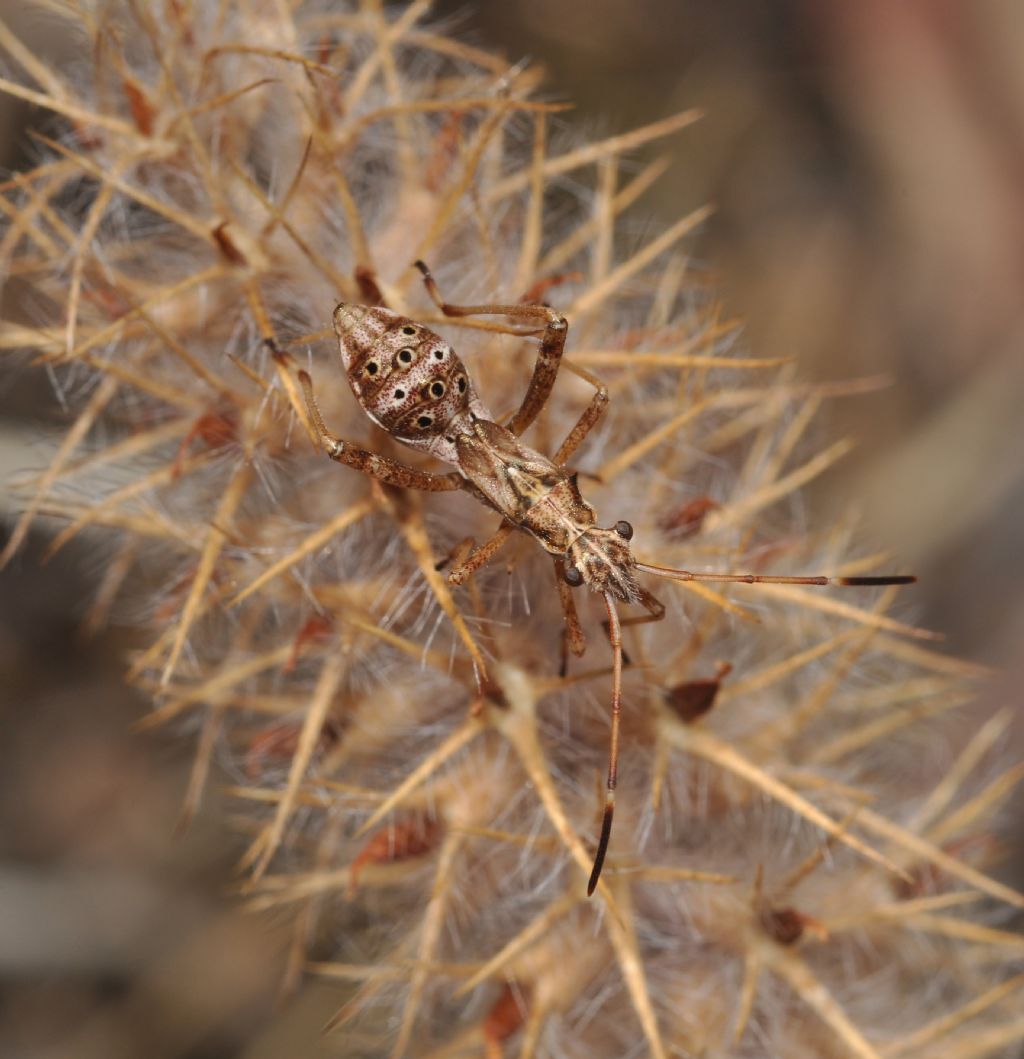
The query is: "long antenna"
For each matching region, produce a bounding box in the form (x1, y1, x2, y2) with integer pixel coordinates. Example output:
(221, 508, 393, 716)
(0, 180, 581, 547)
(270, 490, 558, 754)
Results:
(582, 560, 915, 895)
(634, 561, 915, 588)
(589, 592, 624, 895)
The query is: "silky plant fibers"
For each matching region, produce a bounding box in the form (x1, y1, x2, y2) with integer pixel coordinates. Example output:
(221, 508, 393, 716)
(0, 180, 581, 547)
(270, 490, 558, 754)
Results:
(1, 3, 1022, 1058)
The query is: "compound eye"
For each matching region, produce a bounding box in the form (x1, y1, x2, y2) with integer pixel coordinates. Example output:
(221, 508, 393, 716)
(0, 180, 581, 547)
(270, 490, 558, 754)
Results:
(614, 520, 634, 541)
(563, 564, 584, 587)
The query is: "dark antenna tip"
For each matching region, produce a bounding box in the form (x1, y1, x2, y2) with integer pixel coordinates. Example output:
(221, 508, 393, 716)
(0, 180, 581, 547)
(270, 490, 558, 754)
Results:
(838, 575, 917, 586)
(587, 801, 614, 896)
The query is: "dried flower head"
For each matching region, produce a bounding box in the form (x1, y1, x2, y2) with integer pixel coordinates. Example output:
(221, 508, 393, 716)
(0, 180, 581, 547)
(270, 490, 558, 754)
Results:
(2, 3, 1022, 1058)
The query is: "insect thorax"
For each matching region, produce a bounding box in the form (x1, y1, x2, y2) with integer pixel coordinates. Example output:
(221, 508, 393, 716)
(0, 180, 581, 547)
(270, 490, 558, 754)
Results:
(334, 303, 490, 464)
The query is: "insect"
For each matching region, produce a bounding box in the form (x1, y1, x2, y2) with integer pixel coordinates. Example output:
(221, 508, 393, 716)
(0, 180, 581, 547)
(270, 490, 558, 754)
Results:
(298, 261, 915, 895)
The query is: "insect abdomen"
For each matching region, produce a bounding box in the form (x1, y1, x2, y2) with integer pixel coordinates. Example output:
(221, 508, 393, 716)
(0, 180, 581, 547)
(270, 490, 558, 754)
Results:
(333, 303, 489, 463)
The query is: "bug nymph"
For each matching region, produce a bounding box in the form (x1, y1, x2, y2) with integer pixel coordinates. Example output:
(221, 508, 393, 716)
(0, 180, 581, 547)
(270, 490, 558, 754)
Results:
(298, 260, 915, 897)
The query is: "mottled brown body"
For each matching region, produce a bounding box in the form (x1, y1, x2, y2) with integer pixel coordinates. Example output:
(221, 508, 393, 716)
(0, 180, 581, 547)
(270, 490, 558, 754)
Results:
(299, 262, 914, 897)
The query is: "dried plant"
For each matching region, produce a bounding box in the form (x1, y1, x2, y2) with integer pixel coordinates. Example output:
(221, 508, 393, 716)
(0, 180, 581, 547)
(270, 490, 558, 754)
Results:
(2, 3, 1022, 1058)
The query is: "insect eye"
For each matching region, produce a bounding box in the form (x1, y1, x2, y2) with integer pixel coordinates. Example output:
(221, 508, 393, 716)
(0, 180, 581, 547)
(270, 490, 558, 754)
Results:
(397, 348, 414, 364)
(430, 381, 445, 397)
(365, 361, 378, 376)
(401, 325, 416, 336)
(417, 415, 432, 428)
(563, 564, 584, 587)
(614, 520, 634, 540)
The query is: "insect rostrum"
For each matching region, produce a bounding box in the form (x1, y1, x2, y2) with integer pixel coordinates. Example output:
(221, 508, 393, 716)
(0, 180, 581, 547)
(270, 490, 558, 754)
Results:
(299, 260, 915, 896)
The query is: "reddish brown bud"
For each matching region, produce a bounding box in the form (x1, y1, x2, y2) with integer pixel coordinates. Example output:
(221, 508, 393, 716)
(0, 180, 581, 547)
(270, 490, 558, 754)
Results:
(483, 982, 527, 1056)
(665, 662, 732, 723)
(659, 496, 719, 540)
(425, 112, 464, 192)
(518, 271, 583, 305)
(172, 408, 239, 478)
(283, 614, 335, 674)
(348, 816, 442, 896)
(244, 719, 339, 780)
(122, 76, 156, 136)
(355, 266, 385, 307)
(212, 222, 248, 265)
(761, 906, 805, 945)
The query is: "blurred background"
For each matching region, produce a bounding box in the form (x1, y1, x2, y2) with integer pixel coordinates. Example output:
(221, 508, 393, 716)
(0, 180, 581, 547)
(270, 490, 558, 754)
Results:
(1, 1, 1022, 1055)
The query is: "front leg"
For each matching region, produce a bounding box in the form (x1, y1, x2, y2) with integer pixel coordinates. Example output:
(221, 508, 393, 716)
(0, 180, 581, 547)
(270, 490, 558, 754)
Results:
(446, 521, 516, 586)
(622, 586, 666, 628)
(300, 370, 463, 492)
(414, 260, 568, 437)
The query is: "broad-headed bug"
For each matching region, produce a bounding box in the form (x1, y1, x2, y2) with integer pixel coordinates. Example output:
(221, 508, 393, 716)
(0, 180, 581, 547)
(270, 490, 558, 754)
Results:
(298, 261, 915, 895)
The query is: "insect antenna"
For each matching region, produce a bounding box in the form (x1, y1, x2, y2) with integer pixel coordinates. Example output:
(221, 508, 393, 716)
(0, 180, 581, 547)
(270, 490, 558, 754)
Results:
(588, 591, 624, 896)
(583, 564, 912, 895)
(633, 561, 916, 588)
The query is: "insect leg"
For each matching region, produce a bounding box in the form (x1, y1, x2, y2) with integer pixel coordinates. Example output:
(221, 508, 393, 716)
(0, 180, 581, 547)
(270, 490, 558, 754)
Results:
(414, 260, 568, 437)
(554, 557, 588, 676)
(619, 586, 666, 629)
(299, 370, 463, 492)
(446, 521, 516, 585)
(553, 363, 609, 465)
(433, 536, 475, 573)
(588, 592, 624, 896)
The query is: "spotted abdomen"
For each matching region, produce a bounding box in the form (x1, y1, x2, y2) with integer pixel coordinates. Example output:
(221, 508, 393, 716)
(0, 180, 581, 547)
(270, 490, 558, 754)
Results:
(333, 303, 490, 465)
